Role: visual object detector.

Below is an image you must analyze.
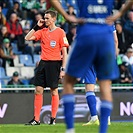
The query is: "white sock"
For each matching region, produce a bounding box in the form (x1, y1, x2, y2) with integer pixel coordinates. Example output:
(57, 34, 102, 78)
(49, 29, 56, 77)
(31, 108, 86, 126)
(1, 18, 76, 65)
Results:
(108, 116, 110, 122)
(66, 128, 75, 133)
(91, 115, 98, 121)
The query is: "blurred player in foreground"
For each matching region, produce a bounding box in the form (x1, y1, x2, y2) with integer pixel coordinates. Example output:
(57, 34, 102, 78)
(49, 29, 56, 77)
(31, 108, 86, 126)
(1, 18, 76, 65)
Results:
(82, 25, 118, 126)
(51, 0, 133, 133)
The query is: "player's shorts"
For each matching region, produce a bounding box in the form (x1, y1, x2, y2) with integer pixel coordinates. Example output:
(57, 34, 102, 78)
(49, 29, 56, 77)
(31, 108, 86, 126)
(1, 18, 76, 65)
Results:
(34, 60, 61, 88)
(66, 24, 119, 80)
(80, 65, 96, 84)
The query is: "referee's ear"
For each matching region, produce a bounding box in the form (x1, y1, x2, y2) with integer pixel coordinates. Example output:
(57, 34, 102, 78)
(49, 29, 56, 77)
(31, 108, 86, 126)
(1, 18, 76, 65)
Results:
(53, 17, 56, 22)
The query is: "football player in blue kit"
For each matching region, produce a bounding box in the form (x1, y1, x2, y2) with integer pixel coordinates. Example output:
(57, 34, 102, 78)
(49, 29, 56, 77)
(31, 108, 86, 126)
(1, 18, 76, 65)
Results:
(50, 0, 133, 133)
(80, 65, 99, 125)
(81, 25, 118, 126)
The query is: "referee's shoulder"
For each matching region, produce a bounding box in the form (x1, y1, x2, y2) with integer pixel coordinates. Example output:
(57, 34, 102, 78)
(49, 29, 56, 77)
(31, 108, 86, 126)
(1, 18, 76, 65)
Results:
(39, 27, 48, 33)
(56, 27, 65, 33)
(42, 27, 48, 31)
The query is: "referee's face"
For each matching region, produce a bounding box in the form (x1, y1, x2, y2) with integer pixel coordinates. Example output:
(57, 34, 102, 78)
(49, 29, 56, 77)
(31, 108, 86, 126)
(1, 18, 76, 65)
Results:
(44, 14, 55, 27)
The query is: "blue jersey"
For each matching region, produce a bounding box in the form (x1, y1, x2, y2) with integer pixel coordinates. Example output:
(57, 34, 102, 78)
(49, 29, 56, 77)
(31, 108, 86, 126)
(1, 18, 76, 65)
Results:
(77, 0, 114, 21)
(66, 0, 119, 80)
(112, 24, 116, 32)
(75, 0, 115, 39)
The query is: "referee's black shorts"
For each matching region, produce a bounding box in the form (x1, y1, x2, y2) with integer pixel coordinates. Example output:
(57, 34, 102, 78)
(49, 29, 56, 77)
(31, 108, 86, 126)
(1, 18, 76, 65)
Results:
(34, 60, 61, 89)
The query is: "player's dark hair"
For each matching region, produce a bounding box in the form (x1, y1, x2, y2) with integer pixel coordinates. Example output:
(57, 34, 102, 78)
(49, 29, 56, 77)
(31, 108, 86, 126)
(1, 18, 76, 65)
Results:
(45, 10, 57, 18)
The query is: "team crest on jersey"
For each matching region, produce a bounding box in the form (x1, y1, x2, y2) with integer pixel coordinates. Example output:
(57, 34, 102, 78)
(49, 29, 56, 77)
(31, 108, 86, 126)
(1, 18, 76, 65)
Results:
(50, 40, 56, 47)
(63, 37, 68, 44)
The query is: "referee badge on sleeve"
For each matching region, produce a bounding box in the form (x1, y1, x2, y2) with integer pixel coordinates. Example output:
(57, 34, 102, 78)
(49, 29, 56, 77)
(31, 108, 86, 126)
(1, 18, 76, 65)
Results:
(50, 40, 56, 47)
(63, 37, 68, 44)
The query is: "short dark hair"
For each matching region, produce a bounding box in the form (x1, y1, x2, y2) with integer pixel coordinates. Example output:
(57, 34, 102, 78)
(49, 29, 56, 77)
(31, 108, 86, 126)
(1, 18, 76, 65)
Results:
(45, 10, 57, 18)
(13, 1, 20, 5)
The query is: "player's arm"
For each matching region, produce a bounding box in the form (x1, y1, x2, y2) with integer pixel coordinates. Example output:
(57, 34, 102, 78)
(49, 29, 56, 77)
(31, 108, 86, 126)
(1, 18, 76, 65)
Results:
(106, 0, 133, 25)
(61, 46, 68, 69)
(50, 0, 83, 23)
(60, 46, 68, 79)
(114, 31, 119, 55)
(25, 19, 45, 41)
(50, 0, 69, 20)
(59, 31, 69, 79)
(25, 29, 36, 41)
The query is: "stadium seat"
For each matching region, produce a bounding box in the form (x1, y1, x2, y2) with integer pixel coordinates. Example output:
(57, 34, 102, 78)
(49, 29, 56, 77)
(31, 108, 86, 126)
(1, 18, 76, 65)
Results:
(0, 67, 10, 79)
(6, 67, 21, 77)
(2, 8, 8, 16)
(67, 0, 76, 5)
(60, 0, 68, 10)
(0, 79, 7, 89)
(11, 43, 22, 55)
(33, 54, 40, 64)
(19, 54, 35, 67)
(20, 67, 34, 79)
(21, 79, 29, 85)
(13, 55, 24, 67)
(67, 0, 78, 10)
(0, 80, 5, 85)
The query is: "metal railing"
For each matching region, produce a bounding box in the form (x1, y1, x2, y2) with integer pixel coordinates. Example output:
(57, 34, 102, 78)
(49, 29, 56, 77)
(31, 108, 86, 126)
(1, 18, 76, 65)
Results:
(0, 84, 133, 92)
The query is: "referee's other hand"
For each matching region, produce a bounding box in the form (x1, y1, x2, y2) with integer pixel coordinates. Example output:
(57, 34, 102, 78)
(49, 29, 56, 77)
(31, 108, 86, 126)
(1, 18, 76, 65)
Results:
(59, 71, 65, 79)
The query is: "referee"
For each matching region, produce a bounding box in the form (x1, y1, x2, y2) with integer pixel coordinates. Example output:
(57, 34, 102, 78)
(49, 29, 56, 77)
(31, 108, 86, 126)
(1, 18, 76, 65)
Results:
(25, 10, 69, 125)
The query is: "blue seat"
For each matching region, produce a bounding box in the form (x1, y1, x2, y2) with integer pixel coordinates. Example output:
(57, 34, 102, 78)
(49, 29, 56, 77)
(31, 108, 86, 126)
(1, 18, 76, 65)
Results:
(22, 79, 29, 85)
(2, 8, 8, 16)
(67, 0, 78, 9)
(19, 54, 35, 67)
(1, 80, 5, 85)
(0, 80, 7, 89)
(0, 67, 10, 79)
(11, 43, 22, 55)
(60, 0, 68, 10)
(33, 54, 40, 64)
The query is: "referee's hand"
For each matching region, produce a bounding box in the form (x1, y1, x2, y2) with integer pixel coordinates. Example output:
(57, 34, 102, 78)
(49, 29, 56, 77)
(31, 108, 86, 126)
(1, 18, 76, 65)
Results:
(59, 71, 65, 79)
(37, 19, 45, 27)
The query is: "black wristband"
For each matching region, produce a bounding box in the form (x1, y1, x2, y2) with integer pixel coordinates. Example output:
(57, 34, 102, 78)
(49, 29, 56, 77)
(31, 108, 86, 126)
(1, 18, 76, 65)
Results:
(33, 25, 40, 31)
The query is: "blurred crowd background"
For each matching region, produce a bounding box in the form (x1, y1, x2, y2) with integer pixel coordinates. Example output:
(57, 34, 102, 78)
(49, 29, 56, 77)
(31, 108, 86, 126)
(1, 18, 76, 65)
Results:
(0, 0, 133, 90)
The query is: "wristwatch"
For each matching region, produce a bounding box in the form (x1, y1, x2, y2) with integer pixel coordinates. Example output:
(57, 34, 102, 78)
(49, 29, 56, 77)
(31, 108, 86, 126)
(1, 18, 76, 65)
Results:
(60, 67, 65, 71)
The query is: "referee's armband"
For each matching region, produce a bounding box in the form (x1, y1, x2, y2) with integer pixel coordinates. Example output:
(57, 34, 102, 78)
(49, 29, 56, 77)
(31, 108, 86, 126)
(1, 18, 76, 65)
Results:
(60, 67, 65, 71)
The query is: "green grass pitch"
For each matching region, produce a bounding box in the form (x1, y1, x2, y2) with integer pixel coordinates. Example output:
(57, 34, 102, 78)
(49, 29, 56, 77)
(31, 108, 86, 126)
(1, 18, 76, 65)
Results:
(0, 122, 133, 133)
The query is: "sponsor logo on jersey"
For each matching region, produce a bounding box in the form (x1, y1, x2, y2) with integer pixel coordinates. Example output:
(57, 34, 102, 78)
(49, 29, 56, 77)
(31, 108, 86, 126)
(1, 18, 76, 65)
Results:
(88, 5, 107, 14)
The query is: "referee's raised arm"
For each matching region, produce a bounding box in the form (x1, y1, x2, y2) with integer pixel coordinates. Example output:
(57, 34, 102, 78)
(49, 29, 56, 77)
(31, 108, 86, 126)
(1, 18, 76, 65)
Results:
(25, 29, 36, 41)
(25, 19, 45, 41)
